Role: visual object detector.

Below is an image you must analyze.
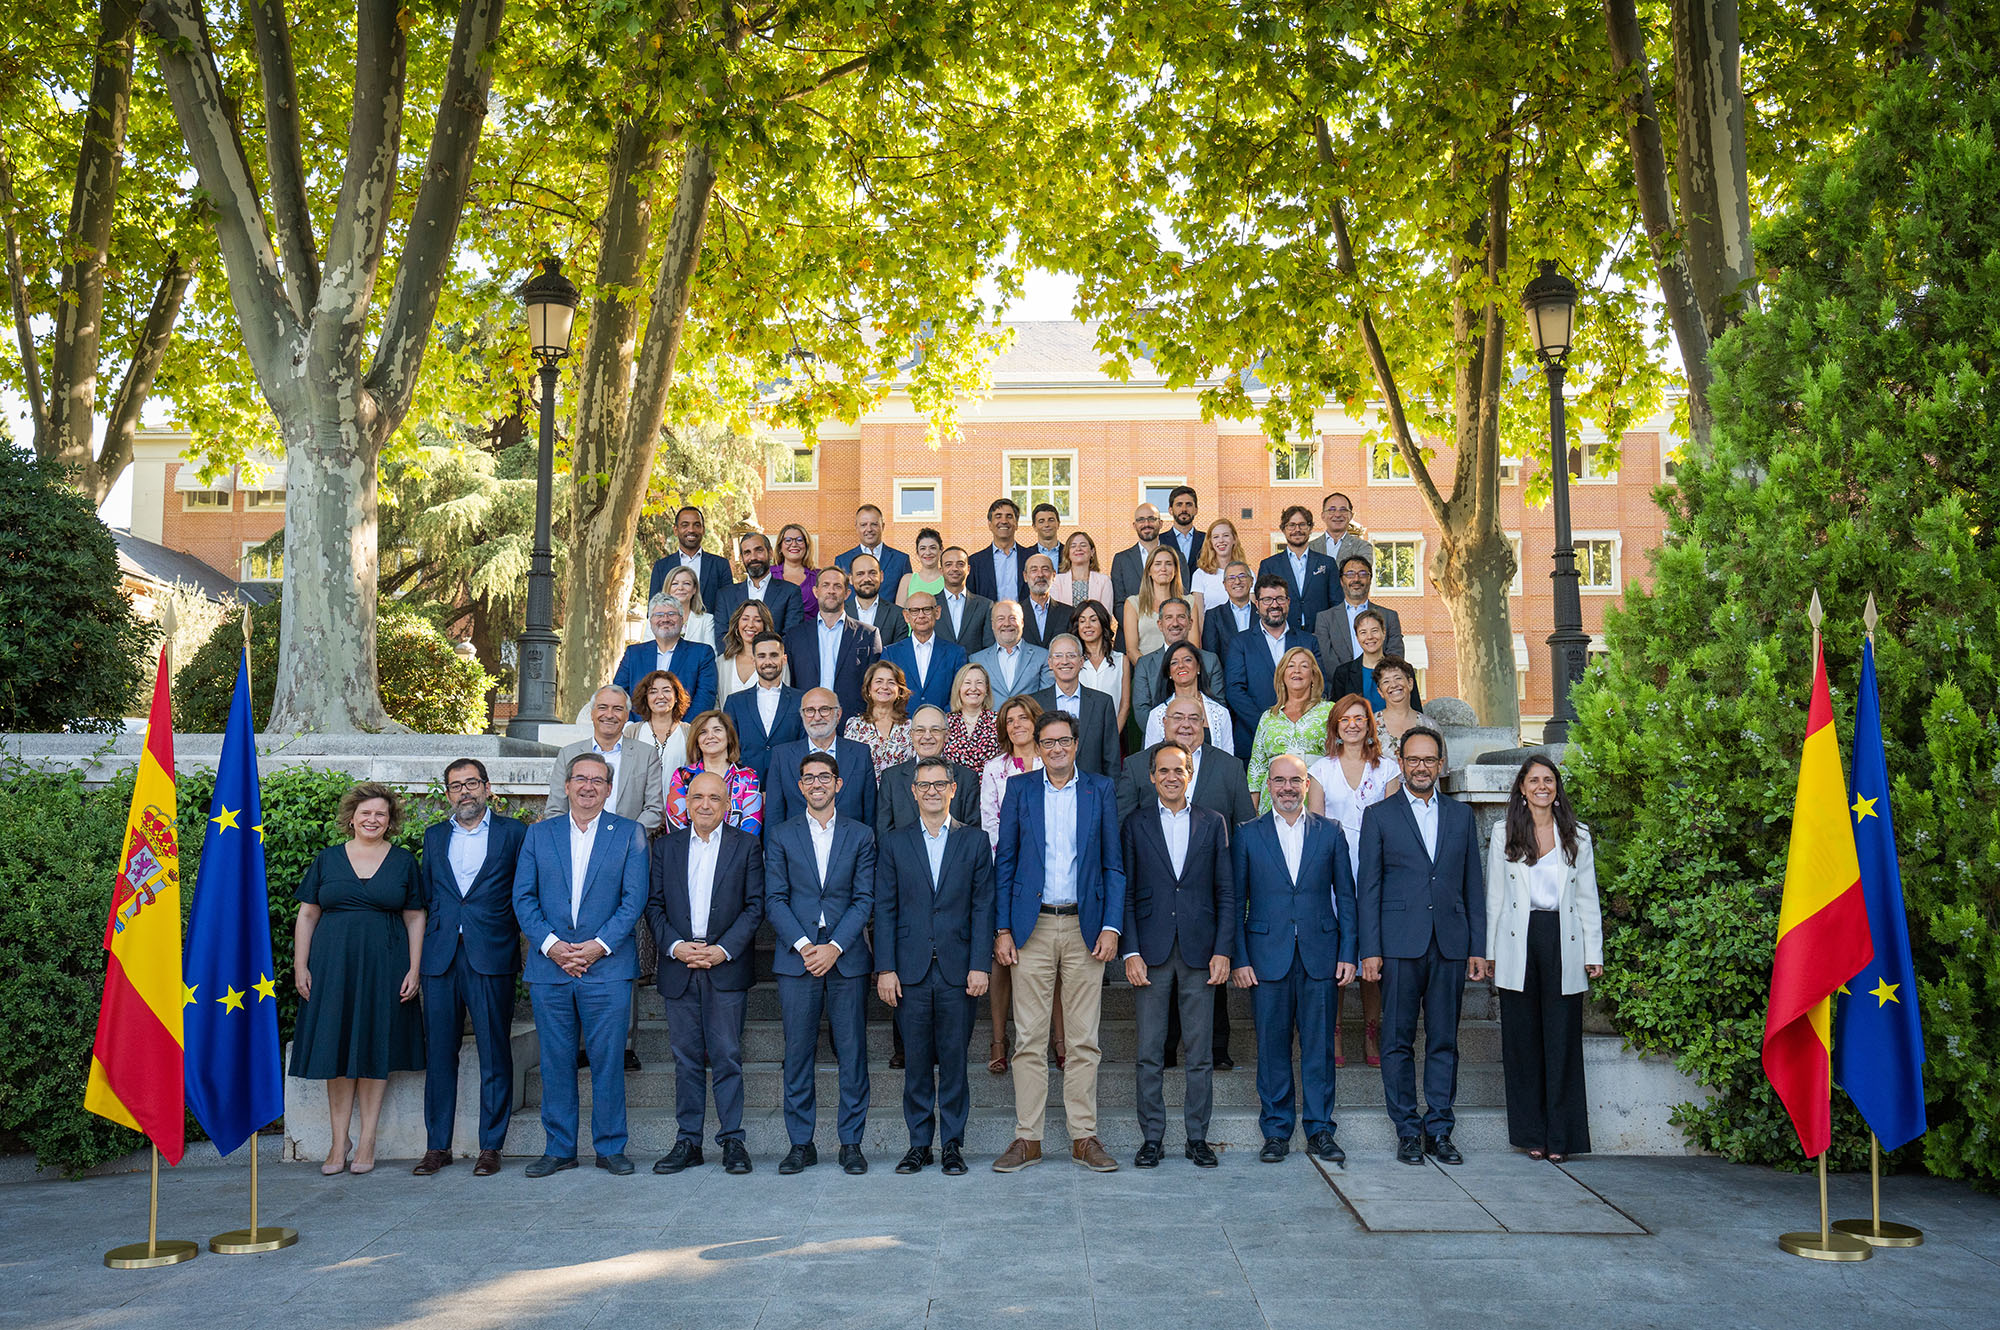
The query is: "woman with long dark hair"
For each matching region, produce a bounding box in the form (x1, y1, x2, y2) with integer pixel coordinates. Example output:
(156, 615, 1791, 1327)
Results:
(1486, 755, 1604, 1162)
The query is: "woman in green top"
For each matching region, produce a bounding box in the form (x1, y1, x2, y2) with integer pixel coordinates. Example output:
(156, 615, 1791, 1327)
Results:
(1247, 645, 1336, 806)
(897, 526, 947, 604)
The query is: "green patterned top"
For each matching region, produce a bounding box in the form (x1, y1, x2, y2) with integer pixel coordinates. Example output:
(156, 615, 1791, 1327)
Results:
(1247, 700, 1336, 806)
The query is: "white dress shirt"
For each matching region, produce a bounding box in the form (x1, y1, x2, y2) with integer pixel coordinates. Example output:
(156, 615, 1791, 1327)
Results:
(539, 810, 612, 957)
(1405, 788, 1441, 859)
(1159, 802, 1192, 877)
(756, 683, 784, 733)
(682, 824, 732, 959)
(1272, 808, 1307, 883)
(653, 640, 682, 675)
(447, 809, 490, 898)
(1041, 774, 1079, 906)
(817, 615, 844, 690)
(591, 737, 626, 808)
(745, 574, 775, 602)
(910, 633, 935, 687)
(1261, 625, 1291, 669)
(793, 809, 844, 954)
(853, 599, 882, 632)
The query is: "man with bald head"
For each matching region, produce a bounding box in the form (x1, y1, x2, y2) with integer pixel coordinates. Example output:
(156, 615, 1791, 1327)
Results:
(763, 687, 878, 828)
(1111, 501, 1172, 622)
(1019, 552, 1075, 648)
(969, 600, 1052, 702)
(878, 705, 982, 834)
(646, 771, 765, 1175)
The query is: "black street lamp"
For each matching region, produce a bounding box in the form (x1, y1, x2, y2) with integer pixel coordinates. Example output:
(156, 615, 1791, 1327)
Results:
(507, 257, 579, 737)
(1522, 259, 1587, 744)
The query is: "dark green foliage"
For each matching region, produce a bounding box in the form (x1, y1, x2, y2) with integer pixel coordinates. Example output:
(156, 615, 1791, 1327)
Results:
(1568, 18, 2000, 1183)
(0, 446, 147, 732)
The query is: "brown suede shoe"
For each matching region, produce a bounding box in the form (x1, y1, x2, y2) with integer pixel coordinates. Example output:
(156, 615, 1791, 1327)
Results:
(991, 1138, 1043, 1172)
(1071, 1136, 1118, 1172)
(412, 1150, 453, 1176)
(473, 1150, 502, 1176)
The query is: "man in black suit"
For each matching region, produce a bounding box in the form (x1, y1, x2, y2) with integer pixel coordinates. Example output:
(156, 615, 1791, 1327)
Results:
(645, 771, 764, 1176)
(783, 565, 880, 722)
(1256, 504, 1338, 634)
(967, 498, 1035, 604)
(1121, 743, 1236, 1168)
(935, 546, 995, 653)
(720, 632, 803, 783)
(844, 553, 908, 647)
(1161, 485, 1205, 570)
(1359, 725, 1490, 1166)
(1109, 502, 1167, 620)
(713, 530, 805, 636)
(1203, 561, 1258, 665)
(764, 688, 879, 828)
(1033, 634, 1120, 776)
(647, 504, 732, 611)
(1018, 551, 1075, 648)
(414, 759, 530, 1178)
(876, 757, 996, 1175)
(878, 705, 981, 834)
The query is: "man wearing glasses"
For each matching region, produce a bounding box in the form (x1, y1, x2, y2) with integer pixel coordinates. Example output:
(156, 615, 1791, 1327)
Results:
(1222, 575, 1317, 756)
(1202, 560, 1259, 665)
(882, 592, 966, 713)
(1314, 555, 1405, 678)
(877, 705, 981, 834)
(992, 712, 1126, 1173)
(763, 688, 877, 828)
(1359, 727, 1489, 1166)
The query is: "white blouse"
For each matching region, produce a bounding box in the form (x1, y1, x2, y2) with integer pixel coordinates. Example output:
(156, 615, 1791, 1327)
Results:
(1307, 754, 1394, 873)
(1530, 847, 1566, 911)
(1079, 652, 1125, 713)
(980, 753, 1042, 850)
(1143, 696, 1237, 755)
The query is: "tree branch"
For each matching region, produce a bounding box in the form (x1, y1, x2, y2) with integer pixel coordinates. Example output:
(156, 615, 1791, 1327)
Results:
(312, 0, 406, 369)
(571, 118, 664, 489)
(95, 249, 193, 504)
(775, 53, 874, 105)
(0, 152, 49, 444)
(247, 0, 318, 312)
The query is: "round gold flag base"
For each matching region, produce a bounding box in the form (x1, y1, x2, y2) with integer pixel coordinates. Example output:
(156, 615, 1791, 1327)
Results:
(104, 1239, 199, 1269)
(1778, 1229, 1873, 1261)
(209, 1226, 299, 1255)
(1832, 1218, 1924, 1248)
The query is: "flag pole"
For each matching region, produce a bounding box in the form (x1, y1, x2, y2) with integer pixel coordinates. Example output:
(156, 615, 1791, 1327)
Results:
(105, 1145, 198, 1268)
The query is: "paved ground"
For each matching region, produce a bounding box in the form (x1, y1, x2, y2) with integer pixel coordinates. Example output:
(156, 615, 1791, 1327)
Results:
(5, 1150, 1996, 1330)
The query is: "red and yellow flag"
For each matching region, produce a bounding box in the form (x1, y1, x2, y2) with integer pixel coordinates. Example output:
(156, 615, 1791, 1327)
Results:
(84, 649, 186, 1162)
(1762, 641, 1874, 1158)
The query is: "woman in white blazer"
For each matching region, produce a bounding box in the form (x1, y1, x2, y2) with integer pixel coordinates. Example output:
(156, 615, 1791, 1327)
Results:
(1485, 755, 1604, 1162)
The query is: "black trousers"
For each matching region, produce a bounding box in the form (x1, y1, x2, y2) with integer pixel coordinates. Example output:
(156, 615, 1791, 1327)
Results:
(1498, 911, 1590, 1155)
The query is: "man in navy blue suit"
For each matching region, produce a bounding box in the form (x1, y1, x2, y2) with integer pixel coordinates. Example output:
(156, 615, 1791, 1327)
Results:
(645, 771, 764, 1177)
(765, 751, 877, 1175)
(763, 688, 878, 828)
(991, 711, 1126, 1174)
(1203, 561, 1259, 666)
(720, 633, 802, 782)
(647, 505, 731, 611)
(876, 757, 994, 1175)
(611, 593, 717, 719)
(833, 503, 912, 600)
(880, 593, 966, 714)
(713, 530, 805, 637)
(1121, 742, 1235, 1168)
(1232, 753, 1357, 1164)
(1224, 575, 1318, 754)
(413, 759, 529, 1178)
(512, 752, 651, 1177)
(967, 497, 1035, 603)
(783, 565, 879, 722)
(1359, 726, 1489, 1166)
(1257, 505, 1338, 634)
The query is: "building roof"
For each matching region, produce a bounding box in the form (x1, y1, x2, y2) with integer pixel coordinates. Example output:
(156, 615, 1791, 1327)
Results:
(985, 321, 1159, 385)
(111, 528, 277, 605)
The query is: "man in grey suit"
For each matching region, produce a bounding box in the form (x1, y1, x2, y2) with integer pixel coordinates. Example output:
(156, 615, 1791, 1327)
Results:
(845, 552, 908, 647)
(1129, 598, 1224, 721)
(546, 686, 663, 832)
(1314, 554, 1405, 678)
(878, 706, 981, 833)
(970, 601, 1052, 701)
(935, 546, 995, 654)
(1307, 491, 1375, 569)
(1109, 502, 1168, 620)
(1032, 634, 1120, 776)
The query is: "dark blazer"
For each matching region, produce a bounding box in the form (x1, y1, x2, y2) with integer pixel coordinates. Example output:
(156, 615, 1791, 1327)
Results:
(419, 812, 529, 976)
(611, 639, 717, 719)
(512, 811, 650, 985)
(1115, 743, 1257, 830)
(714, 576, 805, 637)
(1031, 685, 1120, 777)
(1161, 527, 1206, 573)
(1204, 599, 1258, 667)
(1313, 601, 1406, 674)
(1258, 548, 1339, 634)
(876, 756, 982, 835)
(722, 683, 805, 783)
(1223, 626, 1319, 754)
(763, 737, 879, 829)
(934, 590, 995, 654)
(967, 544, 1036, 603)
(1019, 597, 1075, 649)
(993, 769, 1126, 946)
(1358, 792, 1486, 962)
(1121, 803, 1236, 969)
(835, 544, 913, 598)
(645, 824, 764, 997)
(1232, 810, 1356, 982)
(875, 821, 996, 987)
(783, 613, 881, 720)
(847, 596, 909, 647)
(764, 813, 876, 977)
(880, 634, 968, 714)
(1326, 656, 1423, 712)
(649, 549, 732, 613)
(1109, 542, 1167, 619)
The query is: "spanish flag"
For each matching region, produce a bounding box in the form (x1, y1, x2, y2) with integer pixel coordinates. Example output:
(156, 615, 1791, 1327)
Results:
(84, 648, 186, 1163)
(1762, 640, 1873, 1158)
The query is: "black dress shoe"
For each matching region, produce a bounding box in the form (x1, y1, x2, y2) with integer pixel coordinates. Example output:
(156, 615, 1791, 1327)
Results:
(525, 1154, 578, 1178)
(940, 1143, 967, 1176)
(889, 1049, 905, 1069)
(1258, 1137, 1289, 1164)
(839, 1144, 868, 1175)
(1134, 1140, 1164, 1169)
(1425, 1133, 1463, 1165)
(1308, 1130, 1345, 1164)
(779, 1143, 817, 1174)
(595, 1152, 635, 1175)
(1186, 1140, 1219, 1168)
(625, 1049, 642, 1072)
(1395, 1136, 1425, 1165)
(654, 1140, 703, 1174)
(895, 1146, 933, 1174)
(1213, 1053, 1236, 1072)
(723, 1141, 753, 1174)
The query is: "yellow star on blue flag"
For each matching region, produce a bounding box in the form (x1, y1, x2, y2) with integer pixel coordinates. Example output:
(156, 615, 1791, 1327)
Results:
(1851, 794, 1877, 822)
(253, 973, 277, 1001)
(212, 805, 239, 832)
(217, 985, 245, 1012)
(1870, 978, 1900, 1007)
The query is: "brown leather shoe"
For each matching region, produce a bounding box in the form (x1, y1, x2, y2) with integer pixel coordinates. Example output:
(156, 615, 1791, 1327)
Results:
(473, 1150, 502, 1176)
(991, 1138, 1043, 1172)
(412, 1150, 453, 1176)
(1071, 1136, 1118, 1172)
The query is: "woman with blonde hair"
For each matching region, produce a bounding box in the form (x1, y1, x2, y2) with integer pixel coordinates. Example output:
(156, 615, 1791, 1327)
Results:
(944, 661, 1000, 769)
(663, 565, 714, 647)
(1246, 646, 1334, 805)
(1123, 543, 1205, 657)
(1188, 517, 1240, 610)
(1308, 695, 1397, 1067)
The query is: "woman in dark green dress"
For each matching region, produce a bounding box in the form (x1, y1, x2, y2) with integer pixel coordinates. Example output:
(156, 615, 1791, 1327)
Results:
(290, 782, 426, 1175)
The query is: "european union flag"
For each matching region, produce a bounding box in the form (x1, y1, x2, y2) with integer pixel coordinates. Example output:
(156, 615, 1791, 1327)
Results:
(1831, 637, 1927, 1151)
(184, 651, 285, 1156)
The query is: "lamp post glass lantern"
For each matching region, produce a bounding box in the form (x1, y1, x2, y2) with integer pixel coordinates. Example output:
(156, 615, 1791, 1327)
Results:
(508, 258, 580, 737)
(1521, 259, 1588, 744)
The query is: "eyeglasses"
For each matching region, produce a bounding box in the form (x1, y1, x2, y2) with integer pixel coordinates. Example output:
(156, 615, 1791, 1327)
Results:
(801, 705, 840, 717)
(568, 776, 612, 789)
(907, 604, 937, 615)
(913, 780, 954, 793)
(445, 779, 486, 794)
(1037, 735, 1076, 749)
(1225, 572, 1251, 582)
(799, 773, 837, 786)
(781, 534, 807, 544)
(1402, 755, 1442, 768)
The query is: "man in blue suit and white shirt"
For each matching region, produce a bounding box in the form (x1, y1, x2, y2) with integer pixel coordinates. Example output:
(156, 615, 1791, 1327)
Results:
(646, 771, 763, 1177)
(1224, 575, 1318, 754)
(721, 633, 803, 783)
(991, 711, 1126, 1174)
(611, 593, 717, 719)
(1121, 742, 1235, 1169)
(1257, 505, 1338, 634)
(1203, 561, 1259, 666)
(713, 530, 804, 637)
(1232, 753, 1356, 1164)
(413, 759, 529, 1178)
(967, 497, 1035, 603)
(833, 503, 912, 600)
(763, 688, 878, 828)
(513, 752, 650, 1177)
(1359, 725, 1489, 1167)
(881, 593, 966, 714)
(783, 565, 879, 722)
(765, 750, 877, 1175)
(876, 757, 995, 1176)
(647, 504, 731, 611)
(969, 601, 1052, 702)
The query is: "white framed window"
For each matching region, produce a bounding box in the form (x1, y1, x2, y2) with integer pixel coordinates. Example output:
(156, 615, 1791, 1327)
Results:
(1504, 532, 1525, 595)
(1574, 531, 1621, 592)
(1499, 455, 1523, 485)
(769, 446, 817, 489)
(182, 490, 230, 512)
(1662, 443, 1684, 483)
(1570, 439, 1617, 483)
(1369, 437, 1413, 484)
(893, 478, 941, 522)
(1005, 451, 1076, 521)
(242, 488, 285, 510)
(1139, 477, 1185, 510)
(242, 542, 282, 583)
(1372, 535, 1423, 595)
(1269, 441, 1320, 485)
(1513, 633, 1530, 701)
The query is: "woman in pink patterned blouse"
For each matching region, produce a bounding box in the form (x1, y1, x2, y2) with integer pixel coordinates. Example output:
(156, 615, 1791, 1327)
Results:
(664, 710, 763, 835)
(843, 661, 916, 778)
